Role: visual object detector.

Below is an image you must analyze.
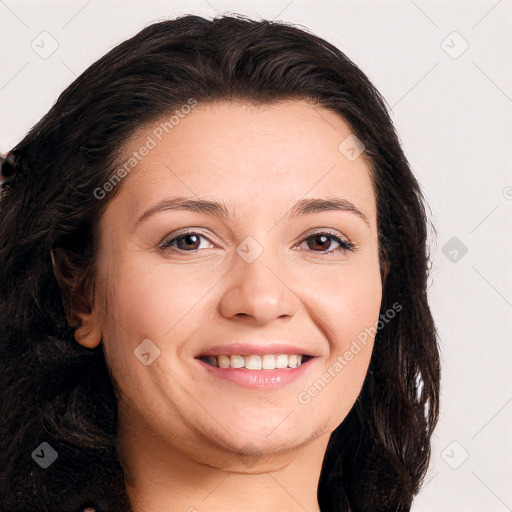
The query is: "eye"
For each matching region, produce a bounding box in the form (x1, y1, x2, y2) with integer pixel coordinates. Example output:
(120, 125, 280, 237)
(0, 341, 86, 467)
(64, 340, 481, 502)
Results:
(297, 231, 356, 254)
(160, 231, 214, 253)
(159, 229, 356, 255)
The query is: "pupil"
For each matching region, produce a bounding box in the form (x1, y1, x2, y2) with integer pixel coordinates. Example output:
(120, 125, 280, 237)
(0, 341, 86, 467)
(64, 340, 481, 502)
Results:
(311, 235, 329, 251)
(180, 234, 199, 250)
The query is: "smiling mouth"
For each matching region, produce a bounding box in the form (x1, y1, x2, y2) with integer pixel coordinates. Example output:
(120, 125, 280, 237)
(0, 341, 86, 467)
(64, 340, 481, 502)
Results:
(197, 354, 313, 370)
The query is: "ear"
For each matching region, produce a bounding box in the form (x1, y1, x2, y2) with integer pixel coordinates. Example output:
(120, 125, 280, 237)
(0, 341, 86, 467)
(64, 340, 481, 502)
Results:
(51, 246, 103, 348)
(73, 313, 103, 349)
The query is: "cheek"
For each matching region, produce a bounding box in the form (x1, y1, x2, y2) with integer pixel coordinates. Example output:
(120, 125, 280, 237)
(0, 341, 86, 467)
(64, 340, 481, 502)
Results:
(305, 261, 381, 420)
(96, 254, 218, 401)
(315, 257, 383, 347)
(100, 254, 210, 344)
(96, 258, 200, 417)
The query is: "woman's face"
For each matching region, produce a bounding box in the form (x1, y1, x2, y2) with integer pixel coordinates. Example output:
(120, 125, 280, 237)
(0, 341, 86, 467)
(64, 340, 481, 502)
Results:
(86, 99, 382, 463)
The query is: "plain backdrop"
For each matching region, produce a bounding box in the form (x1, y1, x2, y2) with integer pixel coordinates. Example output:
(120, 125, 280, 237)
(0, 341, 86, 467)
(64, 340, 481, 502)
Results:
(1, 1, 511, 511)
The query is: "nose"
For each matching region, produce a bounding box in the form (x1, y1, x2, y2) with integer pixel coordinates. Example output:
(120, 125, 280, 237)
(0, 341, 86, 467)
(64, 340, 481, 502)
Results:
(217, 250, 301, 326)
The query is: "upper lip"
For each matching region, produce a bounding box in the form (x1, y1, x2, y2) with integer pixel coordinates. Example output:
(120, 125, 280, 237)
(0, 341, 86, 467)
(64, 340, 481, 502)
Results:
(196, 342, 317, 358)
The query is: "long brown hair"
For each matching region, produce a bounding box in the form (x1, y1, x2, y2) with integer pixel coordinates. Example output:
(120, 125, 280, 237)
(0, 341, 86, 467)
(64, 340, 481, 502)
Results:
(0, 14, 440, 512)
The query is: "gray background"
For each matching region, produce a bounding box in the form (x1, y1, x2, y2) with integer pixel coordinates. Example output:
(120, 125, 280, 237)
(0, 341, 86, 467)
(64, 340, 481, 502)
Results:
(1, 1, 511, 510)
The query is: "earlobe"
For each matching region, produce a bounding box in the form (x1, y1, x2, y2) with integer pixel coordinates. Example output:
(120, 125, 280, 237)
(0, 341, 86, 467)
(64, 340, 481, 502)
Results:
(73, 313, 102, 348)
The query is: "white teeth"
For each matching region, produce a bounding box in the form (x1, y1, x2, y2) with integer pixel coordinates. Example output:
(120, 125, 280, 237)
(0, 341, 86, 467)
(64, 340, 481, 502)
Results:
(261, 354, 275, 370)
(275, 354, 288, 368)
(244, 355, 262, 370)
(230, 354, 244, 368)
(201, 353, 308, 370)
(218, 355, 230, 368)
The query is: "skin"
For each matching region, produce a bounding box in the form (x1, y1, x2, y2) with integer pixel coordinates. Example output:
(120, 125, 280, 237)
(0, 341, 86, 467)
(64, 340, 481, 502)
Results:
(74, 100, 382, 512)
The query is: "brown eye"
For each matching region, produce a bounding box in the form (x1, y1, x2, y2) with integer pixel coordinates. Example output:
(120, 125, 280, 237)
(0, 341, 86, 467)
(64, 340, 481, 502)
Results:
(176, 233, 201, 251)
(307, 234, 332, 251)
(160, 232, 212, 252)
(301, 232, 355, 254)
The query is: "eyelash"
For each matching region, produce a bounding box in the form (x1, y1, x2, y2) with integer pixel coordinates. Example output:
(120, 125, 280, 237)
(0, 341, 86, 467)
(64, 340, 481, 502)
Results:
(160, 230, 356, 255)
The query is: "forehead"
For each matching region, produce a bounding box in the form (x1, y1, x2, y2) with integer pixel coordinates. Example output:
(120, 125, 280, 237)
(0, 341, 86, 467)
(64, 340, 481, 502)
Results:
(107, 99, 376, 229)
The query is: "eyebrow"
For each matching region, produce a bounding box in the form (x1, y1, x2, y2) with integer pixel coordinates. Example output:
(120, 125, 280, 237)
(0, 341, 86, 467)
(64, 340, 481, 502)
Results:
(135, 196, 369, 227)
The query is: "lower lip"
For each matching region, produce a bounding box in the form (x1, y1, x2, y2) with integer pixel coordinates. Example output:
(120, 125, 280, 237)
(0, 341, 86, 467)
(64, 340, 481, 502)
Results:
(195, 358, 316, 389)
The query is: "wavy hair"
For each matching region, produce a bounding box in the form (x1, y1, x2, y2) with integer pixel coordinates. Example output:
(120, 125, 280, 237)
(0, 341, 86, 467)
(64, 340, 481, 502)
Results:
(0, 14, 440, 512)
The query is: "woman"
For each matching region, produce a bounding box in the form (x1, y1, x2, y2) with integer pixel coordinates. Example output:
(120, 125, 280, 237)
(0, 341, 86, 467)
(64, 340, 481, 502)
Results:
(0, 14, 440, 512)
